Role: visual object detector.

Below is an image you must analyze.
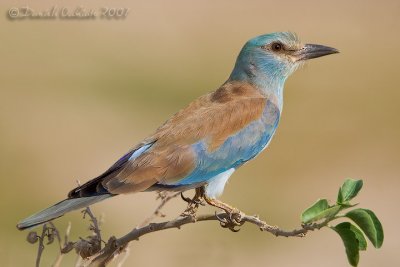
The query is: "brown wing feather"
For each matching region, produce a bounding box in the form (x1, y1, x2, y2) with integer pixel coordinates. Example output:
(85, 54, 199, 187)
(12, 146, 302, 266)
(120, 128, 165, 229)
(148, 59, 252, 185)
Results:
(102, 82, 267, 194)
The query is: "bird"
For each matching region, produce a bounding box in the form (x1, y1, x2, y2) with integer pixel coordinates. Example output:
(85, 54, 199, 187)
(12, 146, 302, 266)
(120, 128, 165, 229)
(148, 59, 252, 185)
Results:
(17, 32, 338, 230)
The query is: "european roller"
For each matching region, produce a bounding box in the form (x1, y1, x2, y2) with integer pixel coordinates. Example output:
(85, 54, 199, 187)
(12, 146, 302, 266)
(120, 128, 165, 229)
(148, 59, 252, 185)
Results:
(17, 32, 338, 230)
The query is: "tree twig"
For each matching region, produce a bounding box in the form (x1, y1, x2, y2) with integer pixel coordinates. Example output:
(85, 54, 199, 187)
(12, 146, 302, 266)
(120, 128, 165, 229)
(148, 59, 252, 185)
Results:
(86, 211, 329, 266)
(115, 245, 130, 267)
(83, 206, 102, 242)
(138, 192, 181, 227)
(28, 191, 330, 267)
(52, 222, 71, 267)
(35, 224, 47, 267)
(49, 222, 62, 249)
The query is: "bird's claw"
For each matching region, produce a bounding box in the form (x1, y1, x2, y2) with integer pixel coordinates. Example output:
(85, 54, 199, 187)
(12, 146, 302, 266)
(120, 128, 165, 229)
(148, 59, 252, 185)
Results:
(180, 191, 205, 216)
(180, 192, 205, 206)
(180, 192, 192, 203)
(195, 199, 206, 206)
(215, 209, 244, 232)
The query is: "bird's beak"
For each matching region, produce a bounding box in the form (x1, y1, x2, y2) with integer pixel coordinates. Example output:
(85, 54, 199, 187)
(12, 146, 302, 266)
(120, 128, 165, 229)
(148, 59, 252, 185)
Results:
(293, 44, 339, 62)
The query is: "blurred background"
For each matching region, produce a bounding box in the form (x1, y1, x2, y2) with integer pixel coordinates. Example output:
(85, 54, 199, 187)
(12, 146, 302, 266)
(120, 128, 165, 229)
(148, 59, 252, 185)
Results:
(1, 0, 399, 266)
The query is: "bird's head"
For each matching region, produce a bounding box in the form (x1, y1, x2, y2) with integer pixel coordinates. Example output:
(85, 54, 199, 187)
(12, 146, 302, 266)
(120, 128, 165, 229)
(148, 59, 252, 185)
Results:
(229, 32, 338, 88)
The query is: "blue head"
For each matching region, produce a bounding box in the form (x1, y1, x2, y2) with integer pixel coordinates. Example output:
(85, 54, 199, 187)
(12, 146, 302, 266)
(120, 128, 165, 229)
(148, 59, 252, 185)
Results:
(229, 32, 338, 96)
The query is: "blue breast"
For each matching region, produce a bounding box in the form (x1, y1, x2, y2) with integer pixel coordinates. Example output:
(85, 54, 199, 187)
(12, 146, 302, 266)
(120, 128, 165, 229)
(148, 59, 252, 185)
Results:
(166, 99, 280, 187)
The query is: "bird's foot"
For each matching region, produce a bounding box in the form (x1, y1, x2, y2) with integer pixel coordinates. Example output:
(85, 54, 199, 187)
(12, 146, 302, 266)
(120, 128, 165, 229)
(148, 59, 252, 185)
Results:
(179, 187, 245, 231)
(215, 209, 245, 232)
(202, 194, 244, 232)
(180, 188, 205, 217)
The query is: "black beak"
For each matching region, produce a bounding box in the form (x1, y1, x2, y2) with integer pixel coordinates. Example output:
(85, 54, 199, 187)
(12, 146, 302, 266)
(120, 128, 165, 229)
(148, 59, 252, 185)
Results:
(295, 44, 339, 61)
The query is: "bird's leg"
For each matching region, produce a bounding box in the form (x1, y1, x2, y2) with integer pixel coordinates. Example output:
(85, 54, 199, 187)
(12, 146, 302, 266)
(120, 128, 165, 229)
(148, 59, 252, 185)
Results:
(181, 187, 244, 231)
(203, 195, 244, 225)
(181, 187, 205, 216)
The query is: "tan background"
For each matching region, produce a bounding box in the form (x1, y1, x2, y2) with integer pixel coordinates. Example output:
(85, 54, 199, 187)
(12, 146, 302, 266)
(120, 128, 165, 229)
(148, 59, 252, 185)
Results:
(0, 0, 399, 266)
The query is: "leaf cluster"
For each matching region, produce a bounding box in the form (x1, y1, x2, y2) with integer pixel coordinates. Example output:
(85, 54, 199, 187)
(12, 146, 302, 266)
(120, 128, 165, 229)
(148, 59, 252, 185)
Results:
(301, 179, 384, 266)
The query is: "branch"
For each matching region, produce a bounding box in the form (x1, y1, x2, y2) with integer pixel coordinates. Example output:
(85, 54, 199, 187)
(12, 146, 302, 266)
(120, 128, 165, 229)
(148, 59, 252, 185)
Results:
(27, 193, 328, 267)
(25, 179, 385, 267)
(87, 211, 328, 266)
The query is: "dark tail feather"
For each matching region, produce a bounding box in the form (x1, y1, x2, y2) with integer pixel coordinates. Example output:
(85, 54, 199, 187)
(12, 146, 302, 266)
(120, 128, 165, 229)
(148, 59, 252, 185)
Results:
(17, 194, 112, 230)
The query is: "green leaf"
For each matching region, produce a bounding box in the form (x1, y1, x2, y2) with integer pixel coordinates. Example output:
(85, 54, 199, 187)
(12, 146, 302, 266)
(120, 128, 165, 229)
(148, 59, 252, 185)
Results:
(335, 222, 367, 251)
(337, 179, 363, 204)
(301, 199, 328, 223)
(301, 199, 341, 223)
(332, 224, 360, 266)
(345, 209, 384, 248)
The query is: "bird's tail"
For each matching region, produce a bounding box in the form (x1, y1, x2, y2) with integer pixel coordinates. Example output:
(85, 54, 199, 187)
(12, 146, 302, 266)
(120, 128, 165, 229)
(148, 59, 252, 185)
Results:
(17, 194, 112, 230)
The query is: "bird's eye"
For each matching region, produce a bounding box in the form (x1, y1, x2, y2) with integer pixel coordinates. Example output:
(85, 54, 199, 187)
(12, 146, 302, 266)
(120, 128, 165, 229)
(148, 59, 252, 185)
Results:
(271, 42, 283, 52)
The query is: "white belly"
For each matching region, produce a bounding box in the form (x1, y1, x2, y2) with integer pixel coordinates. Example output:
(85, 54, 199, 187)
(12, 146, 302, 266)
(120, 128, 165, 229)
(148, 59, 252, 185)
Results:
(205, 168, 235, 199)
